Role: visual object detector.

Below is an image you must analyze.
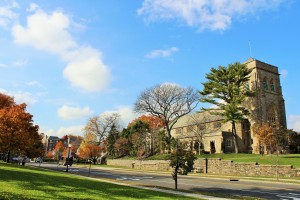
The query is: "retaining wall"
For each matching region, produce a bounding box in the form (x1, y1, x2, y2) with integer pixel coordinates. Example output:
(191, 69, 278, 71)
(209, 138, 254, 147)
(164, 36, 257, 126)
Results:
(107, 158, 300, 178)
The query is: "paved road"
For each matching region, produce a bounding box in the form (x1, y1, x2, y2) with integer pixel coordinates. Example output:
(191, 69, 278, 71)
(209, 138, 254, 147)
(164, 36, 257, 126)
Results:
(28, 163, 300, 199)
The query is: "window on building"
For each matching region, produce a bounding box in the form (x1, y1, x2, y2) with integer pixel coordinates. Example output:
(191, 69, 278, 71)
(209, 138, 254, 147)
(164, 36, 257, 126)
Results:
(270, 79, 275, 92)
(187, 126, 194, 132)
(198, 124, 206, 131)
(262, 77, 268, 91)
(225, 139, 232, 147)
(176, 128, 182, 134)
(267, 104, 277, 128)
(214, 122, 221, 129)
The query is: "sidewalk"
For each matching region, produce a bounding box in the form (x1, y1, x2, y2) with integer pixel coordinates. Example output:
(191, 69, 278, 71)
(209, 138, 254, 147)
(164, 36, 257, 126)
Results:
(74, 171, 231, 200)
(75, 163, 300, 185)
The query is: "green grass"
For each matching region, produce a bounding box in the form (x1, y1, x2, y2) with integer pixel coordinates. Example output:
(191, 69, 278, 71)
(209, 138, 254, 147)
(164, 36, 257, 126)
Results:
(146, 154, 171, 160)
(197, 153, 300, 168)
(0, 163, 199, 200)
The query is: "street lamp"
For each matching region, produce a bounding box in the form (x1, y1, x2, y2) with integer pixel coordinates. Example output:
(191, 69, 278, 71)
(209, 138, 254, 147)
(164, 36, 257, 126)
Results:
(66, 137, 72, 172)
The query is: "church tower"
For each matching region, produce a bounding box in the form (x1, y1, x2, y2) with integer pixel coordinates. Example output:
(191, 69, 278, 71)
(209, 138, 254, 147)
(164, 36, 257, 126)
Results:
(244, 58, 287, 152)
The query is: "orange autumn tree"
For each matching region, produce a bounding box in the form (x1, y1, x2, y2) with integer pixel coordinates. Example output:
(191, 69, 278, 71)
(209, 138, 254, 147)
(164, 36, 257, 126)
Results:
(77, 133, 101, 164)
(0, 93, 44, 162)
(128, 115, 164, 130)
(53, 141, 64, 160)
(253, 123, 274, 152)
(77, 143, 101, 164)
(252, 123, 288, 154)
(46, 151, 53, 159)
(128, 115, 165, 155)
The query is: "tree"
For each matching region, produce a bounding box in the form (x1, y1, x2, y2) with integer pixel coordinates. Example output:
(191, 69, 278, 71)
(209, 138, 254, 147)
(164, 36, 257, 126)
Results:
(53, 141, 64, 160)
(134, 83, 199, 152)
(128, 115, 165, 155)
(129, 120, 150, 157)
(186, 112, 222, 155)
(0, 93, 43, 162)
(114, 138, 130, 157)
(170, 140, 196, 190)
(107, 124, 120, 157)
(199, 62, 253, 153)
(84, 113, 120, 145)
(77, 143, 101, 164)
(253, 123, 289, 154)
(289, 130, 300, 153)
(77, 133, 101, 164)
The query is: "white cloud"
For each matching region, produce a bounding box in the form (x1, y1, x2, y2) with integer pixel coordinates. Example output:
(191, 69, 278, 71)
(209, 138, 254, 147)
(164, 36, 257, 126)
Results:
(58, 105, 92, 120)
(288, 115, 300, 132)
(280, 69, 288, 78)
(146, 47, 178, 59)
(12, 7, 111, 92)
(101, 106, 138, 127)
(42, 125, 84, 138)
(27, 3, 39, 12)
(12, 59, 27, 67)
(26, 81, 45, 89)
(63, 47, 111, 92)
(0, 59, 27, 68)
(0, 1, 18, 28)
(0, 88, 37, 105)
(138, 0, 285, 31)
(13, 10, 77, 54)
(0, 63, 8, 68)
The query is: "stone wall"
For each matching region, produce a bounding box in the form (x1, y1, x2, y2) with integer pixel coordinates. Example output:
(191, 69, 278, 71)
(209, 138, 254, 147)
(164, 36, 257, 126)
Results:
(107, 158, 300, 178)
(194, 158, 300, 178)
(107, 159, 172, 171)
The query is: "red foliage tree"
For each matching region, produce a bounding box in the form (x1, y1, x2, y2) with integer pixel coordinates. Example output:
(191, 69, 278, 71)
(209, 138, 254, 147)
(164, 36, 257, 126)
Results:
(0, 93, 43, 162)
(114, 138, 129, 157)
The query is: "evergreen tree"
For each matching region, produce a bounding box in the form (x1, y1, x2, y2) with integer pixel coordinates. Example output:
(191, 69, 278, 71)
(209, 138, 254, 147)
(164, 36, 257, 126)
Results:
(107, 124, 119, 157)
(199, 62, 253, 153)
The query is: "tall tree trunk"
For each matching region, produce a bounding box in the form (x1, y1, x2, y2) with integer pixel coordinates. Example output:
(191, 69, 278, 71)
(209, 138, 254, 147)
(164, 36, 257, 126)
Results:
(166, 127, 172, 154)
(6, 150, 10, 163)
(174, 165, 178, 190)
(232, 121, 239, 153)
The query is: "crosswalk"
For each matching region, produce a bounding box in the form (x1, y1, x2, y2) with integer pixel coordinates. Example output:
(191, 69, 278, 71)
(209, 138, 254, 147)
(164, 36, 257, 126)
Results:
(277, 192, 300, 200)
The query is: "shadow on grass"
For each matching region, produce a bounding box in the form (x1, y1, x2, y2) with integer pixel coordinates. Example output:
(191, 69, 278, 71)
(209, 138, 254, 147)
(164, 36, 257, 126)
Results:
(280, 156, 300, 159)
(190, 185, 300, 200)
(0, 163, 193, 200)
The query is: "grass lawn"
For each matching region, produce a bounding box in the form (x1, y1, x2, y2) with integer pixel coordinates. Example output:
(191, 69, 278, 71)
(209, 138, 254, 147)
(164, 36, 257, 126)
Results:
(197, 153, 300, 168)
(0, 163, 199, 200)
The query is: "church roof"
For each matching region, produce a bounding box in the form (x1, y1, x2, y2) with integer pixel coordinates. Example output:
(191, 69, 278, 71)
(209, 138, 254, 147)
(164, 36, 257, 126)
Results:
(173, 111, 224, 128)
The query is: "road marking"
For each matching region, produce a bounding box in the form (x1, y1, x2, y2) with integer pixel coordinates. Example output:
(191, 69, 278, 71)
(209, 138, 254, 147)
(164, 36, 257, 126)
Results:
(116, 176, 153, 181)
(69, 169, 79, 172)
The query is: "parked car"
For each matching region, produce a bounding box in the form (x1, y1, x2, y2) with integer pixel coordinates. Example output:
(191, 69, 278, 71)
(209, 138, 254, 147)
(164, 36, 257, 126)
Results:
(35, 157, 43, 163)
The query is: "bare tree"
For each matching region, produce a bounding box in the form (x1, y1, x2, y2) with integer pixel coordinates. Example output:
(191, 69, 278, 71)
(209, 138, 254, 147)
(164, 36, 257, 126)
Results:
(134, 83, 199, 152)
(185, 112, 223, 155)
(84, 113, 120, 145)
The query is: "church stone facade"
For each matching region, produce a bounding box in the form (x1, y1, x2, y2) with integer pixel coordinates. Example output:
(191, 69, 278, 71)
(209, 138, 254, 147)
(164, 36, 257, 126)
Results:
(171, 58, 287, 154)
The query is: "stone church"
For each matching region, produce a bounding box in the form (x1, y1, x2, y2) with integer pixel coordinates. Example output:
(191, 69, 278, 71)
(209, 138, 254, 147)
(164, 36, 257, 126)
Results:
(171, 58, 287, 154)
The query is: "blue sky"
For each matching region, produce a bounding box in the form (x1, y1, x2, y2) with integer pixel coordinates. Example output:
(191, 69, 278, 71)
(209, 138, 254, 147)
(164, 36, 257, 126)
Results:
(1, 0, 300, 137)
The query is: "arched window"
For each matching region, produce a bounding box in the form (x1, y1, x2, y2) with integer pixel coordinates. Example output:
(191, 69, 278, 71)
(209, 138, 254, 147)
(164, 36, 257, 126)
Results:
(262, 77, 268, 91)
(267, 104, 277, 127)
(270, 79, 275, 92)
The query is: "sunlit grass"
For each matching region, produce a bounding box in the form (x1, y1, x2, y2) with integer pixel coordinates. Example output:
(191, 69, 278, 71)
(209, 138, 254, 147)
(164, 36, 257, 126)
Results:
(197, 153, 300, 168)
(0, 163, 199, 200)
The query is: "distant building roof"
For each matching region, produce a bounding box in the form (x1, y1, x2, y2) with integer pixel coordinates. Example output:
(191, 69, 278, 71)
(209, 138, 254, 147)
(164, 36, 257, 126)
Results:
(48, 136, 60, 140)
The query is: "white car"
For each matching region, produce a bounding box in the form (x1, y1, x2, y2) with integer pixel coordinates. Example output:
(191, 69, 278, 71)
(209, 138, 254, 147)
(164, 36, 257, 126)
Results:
(35, 157, 43, 163)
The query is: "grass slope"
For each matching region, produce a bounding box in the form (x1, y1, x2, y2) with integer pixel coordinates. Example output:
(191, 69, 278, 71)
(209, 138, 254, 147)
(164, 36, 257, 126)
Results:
(197, 153, 300, 168)
(0, 163, 199, 200)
